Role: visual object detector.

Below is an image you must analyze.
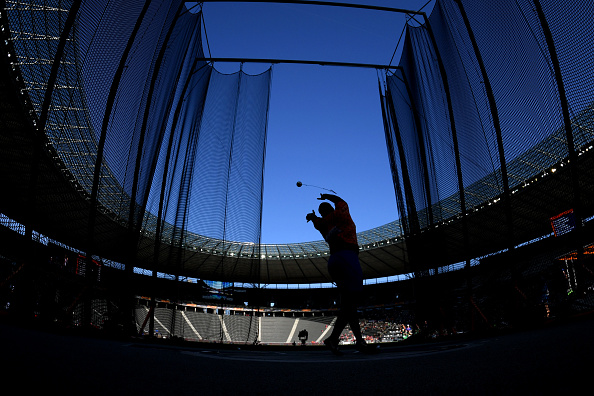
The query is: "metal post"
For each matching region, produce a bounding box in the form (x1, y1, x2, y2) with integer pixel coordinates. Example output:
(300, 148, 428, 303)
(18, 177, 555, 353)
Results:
(453, 0, 513, 248)
(129, 2, 185, 236)
(380, 82, 409, 235)
(420, 11, 470, 331)
(199, 0, 423, 16)
(399, 67, 435, 228)
(421, 11, 467, 231)
(88, 0, 153, 261)
(29, 1, 81, 239)
(383, 74, 419, 234)
(453, 0, 515, 331)
(197, 57, 399, 70)
(532, 0, 582, 236)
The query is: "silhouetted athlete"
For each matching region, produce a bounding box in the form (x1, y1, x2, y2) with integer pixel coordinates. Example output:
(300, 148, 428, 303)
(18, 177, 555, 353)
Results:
(306, 193, 374, 355)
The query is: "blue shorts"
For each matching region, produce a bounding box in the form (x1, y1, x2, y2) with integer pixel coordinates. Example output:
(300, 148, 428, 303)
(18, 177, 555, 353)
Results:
(327, 250, 363, 292)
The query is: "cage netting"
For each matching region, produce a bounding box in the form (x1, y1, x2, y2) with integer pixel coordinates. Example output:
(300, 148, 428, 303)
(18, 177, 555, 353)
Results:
(3, 0, 271, 342)
(4, 0, 594, 341)
(382, 0, 594, 251)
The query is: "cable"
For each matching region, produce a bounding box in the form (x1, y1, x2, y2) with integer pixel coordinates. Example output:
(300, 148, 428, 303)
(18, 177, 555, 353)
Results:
(388, 23, 407, 68)
(201, 9, 213, 58)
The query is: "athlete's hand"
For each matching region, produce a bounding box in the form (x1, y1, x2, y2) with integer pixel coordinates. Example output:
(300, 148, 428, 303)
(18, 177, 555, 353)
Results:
(306, 210, 316, 222)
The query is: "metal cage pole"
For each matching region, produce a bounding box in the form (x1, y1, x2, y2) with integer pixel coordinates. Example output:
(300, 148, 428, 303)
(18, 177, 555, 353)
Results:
(452, 0, 514, 331)
(30, 1, 81, 239)
(129, 2, 185, 237)
(420, 11, 470, 332)
(420, 11, 467, 240)
(199, 0, 423, 16)
(384, 71, 420, 234)
(398, 67, 435, 229)
(532, 0, 583, 250)
(380, 83, 408, 235)
(453, 0, 514, 250)
(88, 0, 153, 266)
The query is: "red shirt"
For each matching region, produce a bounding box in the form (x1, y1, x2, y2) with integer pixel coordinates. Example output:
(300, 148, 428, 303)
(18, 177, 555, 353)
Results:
(313, 201, 358, 254)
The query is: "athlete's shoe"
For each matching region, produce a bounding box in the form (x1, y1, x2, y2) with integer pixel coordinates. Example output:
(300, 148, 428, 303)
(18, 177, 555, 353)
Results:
(356, 340, 379, 354)
(324, 338, 343, 356)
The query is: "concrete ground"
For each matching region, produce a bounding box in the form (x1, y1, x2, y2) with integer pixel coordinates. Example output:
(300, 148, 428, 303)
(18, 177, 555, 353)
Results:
(2, 317, 592, 395)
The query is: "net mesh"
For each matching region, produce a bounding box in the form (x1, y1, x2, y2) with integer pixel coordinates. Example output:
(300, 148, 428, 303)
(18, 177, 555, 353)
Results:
(381, 0, 594, 327)
(382, 0, 594, 248)
(2, 0, 594, 340)
(3, 0, 271, 341)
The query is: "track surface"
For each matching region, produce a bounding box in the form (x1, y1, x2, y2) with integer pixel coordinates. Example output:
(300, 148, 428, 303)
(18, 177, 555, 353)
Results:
(3, 318, 592, 394)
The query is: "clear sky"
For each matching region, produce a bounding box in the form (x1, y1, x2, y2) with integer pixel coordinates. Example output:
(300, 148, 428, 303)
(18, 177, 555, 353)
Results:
(196, 0, 435, 244)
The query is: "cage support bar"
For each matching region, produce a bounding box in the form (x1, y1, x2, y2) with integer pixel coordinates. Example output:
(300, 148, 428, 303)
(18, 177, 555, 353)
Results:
(197, 57, 399, 69)
(199, 0, 424, 15)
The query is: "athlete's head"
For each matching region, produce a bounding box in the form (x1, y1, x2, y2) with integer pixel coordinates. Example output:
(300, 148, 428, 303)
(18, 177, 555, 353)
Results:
(318, 202, 334, 217)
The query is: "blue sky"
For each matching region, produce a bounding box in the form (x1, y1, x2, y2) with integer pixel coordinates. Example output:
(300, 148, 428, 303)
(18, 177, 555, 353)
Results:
(196, 1, 435, 244)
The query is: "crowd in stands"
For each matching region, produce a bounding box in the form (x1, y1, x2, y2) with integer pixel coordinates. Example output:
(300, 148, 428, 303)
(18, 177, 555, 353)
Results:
(134, 302, 419, 345)
(338, 319, 414, 344)
(334, 308, 416, 344)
